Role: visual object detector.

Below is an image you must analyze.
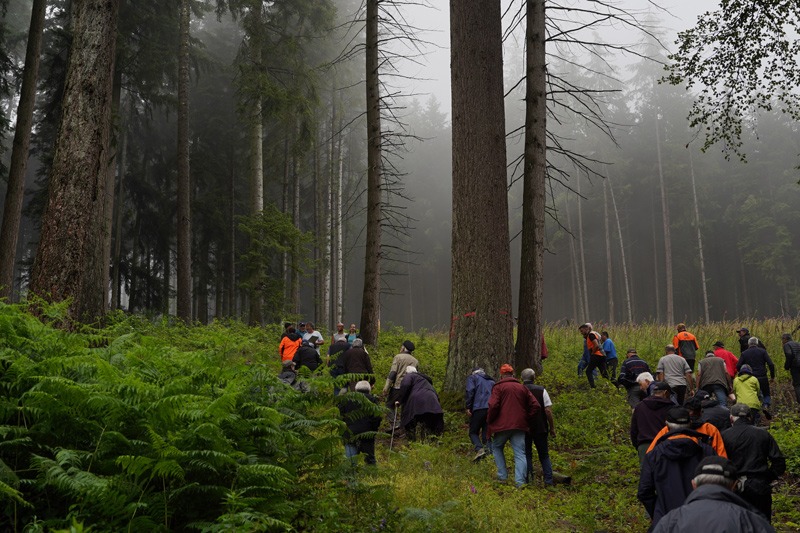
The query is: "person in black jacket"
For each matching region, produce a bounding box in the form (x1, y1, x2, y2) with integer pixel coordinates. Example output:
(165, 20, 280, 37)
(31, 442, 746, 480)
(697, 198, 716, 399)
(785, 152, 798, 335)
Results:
(630, 382, 674, 465)
(652, 456, 775, 533)
(521, 368, 556, 485)
(781, 333, 800, 407)
(338, 381, 382, 465)
(722, 403, 786, 522)
(617, 348, 651, 408)
(396, 367, 444, 441)
(293, 340, 323, 372)
(737, 336, 776, 409)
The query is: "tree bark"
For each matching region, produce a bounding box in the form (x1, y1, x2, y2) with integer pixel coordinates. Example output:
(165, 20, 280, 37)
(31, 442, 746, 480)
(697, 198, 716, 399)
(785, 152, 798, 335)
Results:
(688, 147, 710, 323)
(514, 0, 546, 374)
(110, 97, 128, 310)
(446, 0, 514, 391)
(176, 0, 192, 321)
(29, 0, 120, 324)
(359, 0, 382, 346)
(655, 114, 673, 325)
(0, 0, 47, 301)
(103, 68, 122, 309)
(576, 174, 589, 319)
(246, 21, 264, 326)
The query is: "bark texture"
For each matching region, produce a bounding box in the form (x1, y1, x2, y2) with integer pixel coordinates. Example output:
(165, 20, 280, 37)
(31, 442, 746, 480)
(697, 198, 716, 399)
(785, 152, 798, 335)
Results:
(29, 0, 120, 323)
(446, 0, 514, 391)
(514, 0, 546, 374)
(359, 0, 381, 346)
(0, 0, 47, 300)
(176, 0, 193, 321)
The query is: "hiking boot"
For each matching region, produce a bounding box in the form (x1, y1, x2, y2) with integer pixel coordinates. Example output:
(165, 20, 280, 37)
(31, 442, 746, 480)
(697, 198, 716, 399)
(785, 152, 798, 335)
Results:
(473, 449, 487, 462)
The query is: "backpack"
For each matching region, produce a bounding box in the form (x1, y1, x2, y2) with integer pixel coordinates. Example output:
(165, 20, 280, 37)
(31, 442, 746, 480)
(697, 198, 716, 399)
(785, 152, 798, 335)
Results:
(786, 340, 800, 367)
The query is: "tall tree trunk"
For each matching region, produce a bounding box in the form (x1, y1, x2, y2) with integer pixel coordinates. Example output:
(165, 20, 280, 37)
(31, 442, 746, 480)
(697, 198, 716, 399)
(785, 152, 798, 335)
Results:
(359, 0, 382, 345)
(655, 114, 673, 325)
(565, 200, 582, 323)
(197, 237, 208, 324)
(103, 68, 122, 309)
(0, 0, 47, 300)
(651, 189, 661, 322)
(227, 149, 236, 317)
(282, 132, 290, 306)
(290, 137, 301, 314)
(246, 33, 264, 326)
(333, 126, 344, 323)
(446, 0, 514, 391)
(603, 178, 614, 324)
(176, 0, 192, 321)
(608, 175, 632, 322)
(514, 0, 546, 374)
(576, 174, 589, 319)
(688, 148, 710, 323)
(110, 98, 128, 310)
(29, 0, 120, 324)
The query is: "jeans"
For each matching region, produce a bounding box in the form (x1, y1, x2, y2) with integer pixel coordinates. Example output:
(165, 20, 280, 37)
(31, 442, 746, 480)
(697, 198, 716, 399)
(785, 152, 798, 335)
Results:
(756, 375, 771, 407)
(492, 430, 528, 487)
(469, 408, 489, 450)
(525, 432, 553, 484)
(703, 384, 728, 407)
(344, 437, 376, 465)
(606, 358, 618, 380)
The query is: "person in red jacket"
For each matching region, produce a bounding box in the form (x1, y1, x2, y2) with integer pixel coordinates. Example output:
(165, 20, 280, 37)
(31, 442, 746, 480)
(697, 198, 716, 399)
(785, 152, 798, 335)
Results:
(712, 341, 739, 378)
(487, 364, 540, 488)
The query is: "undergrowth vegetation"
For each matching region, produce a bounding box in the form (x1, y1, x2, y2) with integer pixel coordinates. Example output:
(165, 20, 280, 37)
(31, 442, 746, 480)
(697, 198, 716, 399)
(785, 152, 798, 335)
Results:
(0, 304, 798, 531)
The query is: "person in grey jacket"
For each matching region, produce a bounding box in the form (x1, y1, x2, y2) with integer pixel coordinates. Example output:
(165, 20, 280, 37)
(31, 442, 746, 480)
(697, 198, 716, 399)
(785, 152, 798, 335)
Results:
(653, 456, 774, 533)
(465, 367, 495, 460)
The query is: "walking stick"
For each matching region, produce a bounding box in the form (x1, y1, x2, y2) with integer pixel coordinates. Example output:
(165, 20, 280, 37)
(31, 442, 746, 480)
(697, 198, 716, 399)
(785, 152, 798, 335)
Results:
(389, 402, 399, 453)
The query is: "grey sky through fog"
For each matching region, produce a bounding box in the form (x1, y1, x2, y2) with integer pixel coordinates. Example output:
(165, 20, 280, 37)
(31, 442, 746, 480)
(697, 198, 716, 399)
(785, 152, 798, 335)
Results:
(401, 0, 723, 118)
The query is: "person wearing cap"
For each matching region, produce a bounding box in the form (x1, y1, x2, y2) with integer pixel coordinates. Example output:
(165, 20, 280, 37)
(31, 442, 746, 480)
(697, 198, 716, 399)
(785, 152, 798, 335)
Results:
(696, 350, 731, 407)
(331, 322, 348, 345)
(578, 323, 609, 388)
(656, 345, 694, 405)
(293, 340, 323, 372)
(732, 364, 762, 423)
(651, 456, 776, 532)
(637, 406, 717, 528)
(781, 333, 800, 407)
(737, 336, 775, 409)
(465, 366, 495, 461)
(521, 368, 556, 485)
(617, 349, 651, 409)
(383, 341, 419, 425)
(695, 390, 731, 432)
(646, 394, 728, 457)
(722, 403, 786, 522)
(279, 326, 303, 362)
(600, 331, 619, 380)
(486, 364, 541, 488)
(630, 381, 674, 464)
(712, 341, 739, 378)
(396, 367, 444, 441)
(672, 323, 700, 372)
(736, 327, 765, 355)
(338, 381, 382, 465)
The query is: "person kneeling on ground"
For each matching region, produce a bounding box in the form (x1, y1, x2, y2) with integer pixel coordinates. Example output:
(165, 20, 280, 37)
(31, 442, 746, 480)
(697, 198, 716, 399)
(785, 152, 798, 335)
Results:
(338, 380, 382, 465)
(652, 456, 775, 532)
(396, 366, 444, 441)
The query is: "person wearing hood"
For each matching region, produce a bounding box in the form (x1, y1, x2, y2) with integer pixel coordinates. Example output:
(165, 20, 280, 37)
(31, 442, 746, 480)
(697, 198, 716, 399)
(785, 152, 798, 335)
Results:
(465, 366, 495, 461)
(638, 406, 717, 529)
(383, 340, 419, 424)
(696, 391, 731, 432)
(652, 456, 775, 533)
(732, 364, 762, 423)
(396, 366, 444, 441)
(293, 339, 323, 372)
(630, 381, 675, 464)
(338, 380, 382, 465)
(341, 338, 374, 390)
(279, 326, 302, 362)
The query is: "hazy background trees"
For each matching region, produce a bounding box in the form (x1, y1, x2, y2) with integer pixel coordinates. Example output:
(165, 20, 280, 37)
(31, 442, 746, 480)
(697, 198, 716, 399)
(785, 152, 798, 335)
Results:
(0, 0, 799, 331)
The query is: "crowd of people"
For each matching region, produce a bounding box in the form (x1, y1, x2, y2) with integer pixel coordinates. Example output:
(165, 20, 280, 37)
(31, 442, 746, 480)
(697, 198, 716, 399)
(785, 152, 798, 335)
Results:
(587, 321, 794, 530)
(275, 319, 799, 529)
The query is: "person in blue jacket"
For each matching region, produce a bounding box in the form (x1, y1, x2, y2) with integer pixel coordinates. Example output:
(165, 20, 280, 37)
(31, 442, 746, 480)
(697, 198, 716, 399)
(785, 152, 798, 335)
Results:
(465, 367, 495, 461)
(601, 331, 619, 380)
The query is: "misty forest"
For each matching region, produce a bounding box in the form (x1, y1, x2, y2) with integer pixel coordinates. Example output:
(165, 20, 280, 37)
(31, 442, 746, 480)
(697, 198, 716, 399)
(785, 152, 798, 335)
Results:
(1, 0, 800, 531)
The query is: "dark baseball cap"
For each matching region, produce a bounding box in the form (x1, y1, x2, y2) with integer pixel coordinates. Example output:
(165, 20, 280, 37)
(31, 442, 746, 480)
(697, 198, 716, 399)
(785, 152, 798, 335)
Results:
(736, 327, 749, 334)
(651, 381, 672, 392)
(694, 456, 738, 480)
(666, 406, 691, 424)
(730, 404, 752, 418)
(712, 341, 725, 348)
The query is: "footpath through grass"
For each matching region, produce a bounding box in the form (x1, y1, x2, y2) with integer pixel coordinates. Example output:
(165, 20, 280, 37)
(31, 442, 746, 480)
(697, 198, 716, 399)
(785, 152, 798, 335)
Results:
(0, 304, 798, 532)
